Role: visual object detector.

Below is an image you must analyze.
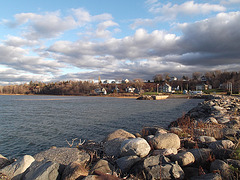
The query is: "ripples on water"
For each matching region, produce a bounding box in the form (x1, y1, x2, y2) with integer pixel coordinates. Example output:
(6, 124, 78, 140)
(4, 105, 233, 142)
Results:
(0, 95, 203, 158)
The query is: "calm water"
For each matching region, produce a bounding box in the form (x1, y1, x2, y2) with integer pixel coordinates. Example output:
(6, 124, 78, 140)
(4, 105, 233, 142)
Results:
(0, 95, 203, 158)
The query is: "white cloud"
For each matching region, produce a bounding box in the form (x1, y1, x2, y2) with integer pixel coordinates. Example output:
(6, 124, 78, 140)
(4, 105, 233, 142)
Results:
(221, 0, 240, 4)
(149, 1, 226, 16)
(3, 35, 39, 47)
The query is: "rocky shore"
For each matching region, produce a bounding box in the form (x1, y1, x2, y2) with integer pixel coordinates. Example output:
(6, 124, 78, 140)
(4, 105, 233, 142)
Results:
(1, 95, 240, 180)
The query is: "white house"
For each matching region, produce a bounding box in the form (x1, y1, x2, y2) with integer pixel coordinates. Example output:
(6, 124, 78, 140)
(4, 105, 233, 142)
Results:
(95, 88, 107, 95)
(170, 76, 178, 81)
(160, 83, 172, 93)
(126, 87, 135, 93)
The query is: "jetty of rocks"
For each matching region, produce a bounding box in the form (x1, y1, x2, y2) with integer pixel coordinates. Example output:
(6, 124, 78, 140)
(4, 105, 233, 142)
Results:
(1, 95, 240, 179)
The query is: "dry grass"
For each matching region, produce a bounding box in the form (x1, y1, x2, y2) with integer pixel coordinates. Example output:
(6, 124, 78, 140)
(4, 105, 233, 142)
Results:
(171, 115, 224, 139)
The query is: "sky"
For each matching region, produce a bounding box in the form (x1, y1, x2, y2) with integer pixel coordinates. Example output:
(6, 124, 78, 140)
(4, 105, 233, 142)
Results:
(0, 0, 240, 85)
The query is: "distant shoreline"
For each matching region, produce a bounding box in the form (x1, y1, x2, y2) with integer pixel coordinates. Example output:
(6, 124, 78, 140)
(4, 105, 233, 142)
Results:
(0, 93, 203, 99)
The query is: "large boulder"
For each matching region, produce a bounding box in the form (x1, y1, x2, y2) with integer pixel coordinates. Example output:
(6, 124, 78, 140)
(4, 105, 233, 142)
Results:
(150, 133, 181, 150)
(34, 147, 90, 166)
(61, 161, 88, 180)
(22, 160, 60, 180)
(103, 129, 135, 157)
(171, 152, 195, 166)
(103, 129, 135, 142)
(120, 138, 151, 158)
(0, 155, 35, 180)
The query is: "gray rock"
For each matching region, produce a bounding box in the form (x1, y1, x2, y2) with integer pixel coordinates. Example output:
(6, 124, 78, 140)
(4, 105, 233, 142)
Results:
(116, 156, 141, 173)
(144, 162, 184, 180)
(198, 136, 217, 143)
(120, 138, 151, 158)
(61, 161, 88, 180)
(90, 159, 113, 175)
(34, 147, 90, 166)
(150, 133, 181, 150)
(210, 160, 230, 179)
(22, 160, 59, 180)
(104, 138, 124, 157)
(143, 155, 171, 168)
(171, 152, 195, 166)
(0, 155, 35, 180)
(190, 173, 222, 180)
(209, 140, 235, 150)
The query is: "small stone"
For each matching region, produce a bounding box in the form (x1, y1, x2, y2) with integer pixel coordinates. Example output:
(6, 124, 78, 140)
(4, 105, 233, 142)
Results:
(120, 138, 151, 158)
(150, 133, 181, 150)
(198, 136, 217, 143)
(171, 152, 195, 166)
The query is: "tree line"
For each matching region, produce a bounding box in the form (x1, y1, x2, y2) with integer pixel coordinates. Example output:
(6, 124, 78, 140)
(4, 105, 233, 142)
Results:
(1, 70, 240, 95)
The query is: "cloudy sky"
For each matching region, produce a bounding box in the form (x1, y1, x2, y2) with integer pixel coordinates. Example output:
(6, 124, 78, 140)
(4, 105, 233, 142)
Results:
(0, 0, 240, 85)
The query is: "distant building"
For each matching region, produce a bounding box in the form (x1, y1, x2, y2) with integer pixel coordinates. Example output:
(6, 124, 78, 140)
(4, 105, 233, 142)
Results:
(196, 84, 212, 91)
(126, 87, 135, 93)
(160, 83, 172, 93)
(95, 88, 107, 95)
(122, 79, 130, 83)
(170, 76, 178, 81)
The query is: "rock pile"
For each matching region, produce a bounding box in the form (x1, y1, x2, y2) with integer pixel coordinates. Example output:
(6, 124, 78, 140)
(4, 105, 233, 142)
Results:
(1, 95, 240, 179)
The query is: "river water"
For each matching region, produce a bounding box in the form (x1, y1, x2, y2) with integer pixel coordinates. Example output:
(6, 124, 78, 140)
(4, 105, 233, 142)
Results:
(0, 95, 203, 158)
